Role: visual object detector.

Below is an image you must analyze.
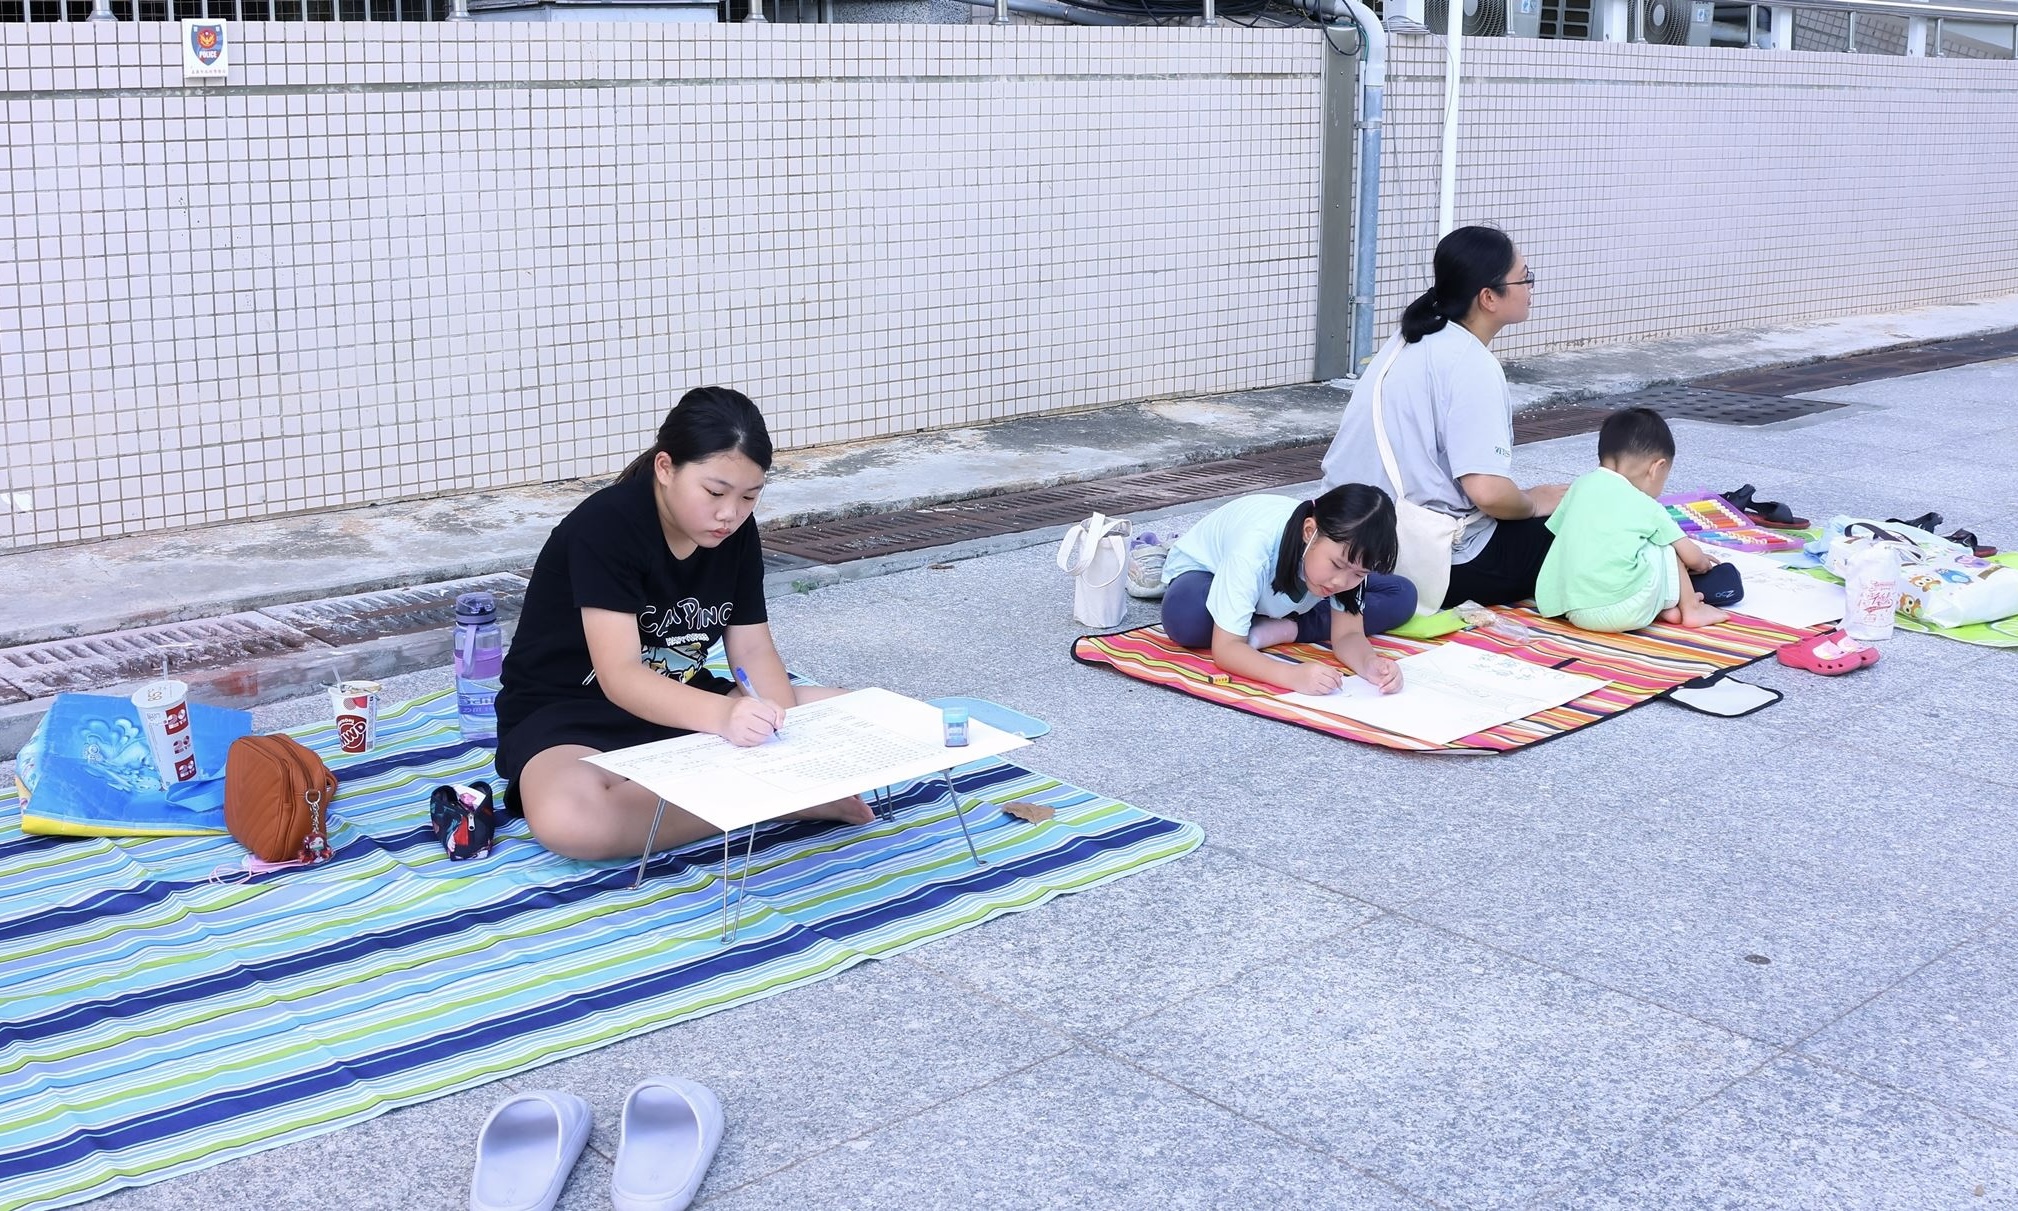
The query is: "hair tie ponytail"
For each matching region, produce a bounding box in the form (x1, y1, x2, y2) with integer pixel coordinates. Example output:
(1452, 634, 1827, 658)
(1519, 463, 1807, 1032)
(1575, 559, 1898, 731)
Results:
(1270, 500, 1319, 599)
(1399, 287, 1450, 344)
(1402, 225, 1518, 345)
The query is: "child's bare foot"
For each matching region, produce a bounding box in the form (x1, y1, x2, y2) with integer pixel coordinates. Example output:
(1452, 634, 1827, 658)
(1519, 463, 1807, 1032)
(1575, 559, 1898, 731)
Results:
(789, 795, 876, 826)
(1657, 606, 1683, 624)
(1676, 596, 1729, 628)
(1247, 618, 1299, 649)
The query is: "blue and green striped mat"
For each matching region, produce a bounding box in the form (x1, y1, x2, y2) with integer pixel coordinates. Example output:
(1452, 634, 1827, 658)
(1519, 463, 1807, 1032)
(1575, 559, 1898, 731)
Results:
(0, 689, 1201, 1211)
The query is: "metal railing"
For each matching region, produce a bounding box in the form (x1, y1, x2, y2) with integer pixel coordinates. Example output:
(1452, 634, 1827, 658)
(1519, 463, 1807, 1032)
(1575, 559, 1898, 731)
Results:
(1605, 0, 2016, 54)
(7, 0, 452, 18)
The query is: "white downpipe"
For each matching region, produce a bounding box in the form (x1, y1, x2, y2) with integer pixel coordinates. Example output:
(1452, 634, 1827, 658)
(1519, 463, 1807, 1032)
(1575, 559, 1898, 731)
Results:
(1437, 0, 1463, 236)
(1771, 3, 1795, 46)
(1602, 0, 1630, 38)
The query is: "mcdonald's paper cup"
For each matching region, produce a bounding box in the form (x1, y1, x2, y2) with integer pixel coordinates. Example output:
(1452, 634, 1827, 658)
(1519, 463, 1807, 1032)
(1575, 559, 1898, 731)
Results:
(330, 680, 382, 754)
(132, 679, 197, 788)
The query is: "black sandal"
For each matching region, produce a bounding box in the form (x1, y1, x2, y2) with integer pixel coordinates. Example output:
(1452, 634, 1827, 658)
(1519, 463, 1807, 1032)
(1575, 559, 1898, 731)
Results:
(1946, 528, 1998, 558)
(1886, 512, 1944, 533)
(1721, 484, 1809, 529)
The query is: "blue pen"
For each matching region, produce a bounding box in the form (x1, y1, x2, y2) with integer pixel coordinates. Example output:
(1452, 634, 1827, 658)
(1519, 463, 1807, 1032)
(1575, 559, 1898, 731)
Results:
(732, 666, 784, 739)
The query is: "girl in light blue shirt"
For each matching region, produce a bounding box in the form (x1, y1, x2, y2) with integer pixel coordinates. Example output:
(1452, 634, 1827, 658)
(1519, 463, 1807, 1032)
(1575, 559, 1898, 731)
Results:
(1160, 484, 1415, 696)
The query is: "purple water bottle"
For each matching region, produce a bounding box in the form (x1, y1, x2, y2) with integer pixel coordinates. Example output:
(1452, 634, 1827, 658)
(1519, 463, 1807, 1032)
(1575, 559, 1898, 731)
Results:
(453, 592, 505, 742)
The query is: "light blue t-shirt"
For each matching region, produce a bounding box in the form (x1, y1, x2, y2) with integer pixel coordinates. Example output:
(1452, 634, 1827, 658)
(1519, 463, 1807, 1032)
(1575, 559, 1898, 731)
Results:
(1162, 495, 1322, 638)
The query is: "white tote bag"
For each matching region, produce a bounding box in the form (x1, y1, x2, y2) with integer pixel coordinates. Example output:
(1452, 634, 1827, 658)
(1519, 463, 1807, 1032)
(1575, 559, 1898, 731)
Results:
(1360, 333, 1467, 614)
(1057, 513, 1131, 629)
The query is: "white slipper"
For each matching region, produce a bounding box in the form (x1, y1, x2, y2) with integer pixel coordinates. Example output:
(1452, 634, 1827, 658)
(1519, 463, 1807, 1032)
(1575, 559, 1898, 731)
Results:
(610, 1076, 726, 1211)
(469, 1090, 592, 1211)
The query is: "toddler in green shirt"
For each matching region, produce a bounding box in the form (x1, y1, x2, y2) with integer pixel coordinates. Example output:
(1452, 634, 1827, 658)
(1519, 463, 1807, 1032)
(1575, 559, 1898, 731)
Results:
(1534, 408, 1729, 632)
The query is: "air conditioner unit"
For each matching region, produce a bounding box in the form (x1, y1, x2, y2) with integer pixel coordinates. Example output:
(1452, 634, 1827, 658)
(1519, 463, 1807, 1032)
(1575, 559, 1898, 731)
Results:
(1417, 0, 1545, 37)
(1585, 0, 1715, 43)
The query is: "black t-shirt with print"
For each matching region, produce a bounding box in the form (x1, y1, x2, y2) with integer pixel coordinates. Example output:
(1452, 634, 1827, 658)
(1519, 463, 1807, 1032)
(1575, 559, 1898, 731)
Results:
(496, 473, 768, 742)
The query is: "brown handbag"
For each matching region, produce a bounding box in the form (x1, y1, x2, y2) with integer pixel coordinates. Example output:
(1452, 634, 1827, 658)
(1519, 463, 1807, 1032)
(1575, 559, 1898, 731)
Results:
(224, 735, 338, 865)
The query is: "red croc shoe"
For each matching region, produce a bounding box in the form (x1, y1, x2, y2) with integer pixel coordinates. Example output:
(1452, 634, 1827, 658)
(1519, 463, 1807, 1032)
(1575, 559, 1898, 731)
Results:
(1776, 629, 1878, 676)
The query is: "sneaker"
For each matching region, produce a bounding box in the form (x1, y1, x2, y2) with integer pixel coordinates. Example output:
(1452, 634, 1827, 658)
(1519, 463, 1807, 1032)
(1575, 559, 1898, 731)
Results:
(1125, 532, 1170, 599)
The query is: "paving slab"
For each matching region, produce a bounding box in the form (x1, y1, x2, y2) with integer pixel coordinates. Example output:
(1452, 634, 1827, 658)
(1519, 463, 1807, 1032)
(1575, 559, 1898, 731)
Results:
(1545, 1055, 2018, 1210)
(1102, 915, 1762, 1210)
(1800, 921, 2018, 1133)
(903, 844, 1384, 1040)
(1402, 811, 1992, 1046)
(1644, 745, 2018, 919)
(82, 1083, 589, 1211)
(698, 1048, 1427, 1211)
(510, 953, 1076, 1198)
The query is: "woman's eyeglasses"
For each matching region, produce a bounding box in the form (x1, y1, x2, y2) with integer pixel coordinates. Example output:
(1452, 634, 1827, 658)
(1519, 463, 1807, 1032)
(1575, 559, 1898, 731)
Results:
(1495, 271, 1537, 290)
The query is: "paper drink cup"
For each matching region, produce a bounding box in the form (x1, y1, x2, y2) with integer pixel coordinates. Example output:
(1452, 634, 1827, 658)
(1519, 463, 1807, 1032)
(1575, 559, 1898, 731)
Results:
(330, 680, 383, 754)
(132, 679, 198, 788)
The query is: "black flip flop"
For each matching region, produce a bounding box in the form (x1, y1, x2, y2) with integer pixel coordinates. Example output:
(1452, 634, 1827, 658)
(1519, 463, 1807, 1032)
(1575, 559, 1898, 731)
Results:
(1721, 485, 1809, 529)
(1946, 528, 1998, 558)
(1887, 512, 1944, 534)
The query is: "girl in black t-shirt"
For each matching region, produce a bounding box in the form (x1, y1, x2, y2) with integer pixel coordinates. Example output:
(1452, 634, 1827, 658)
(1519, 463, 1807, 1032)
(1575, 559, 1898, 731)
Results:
(496, 387, 873, 860)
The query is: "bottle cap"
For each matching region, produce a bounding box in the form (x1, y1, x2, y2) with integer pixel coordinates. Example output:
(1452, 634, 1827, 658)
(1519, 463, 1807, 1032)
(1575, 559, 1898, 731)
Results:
(454, 591, 498, 625)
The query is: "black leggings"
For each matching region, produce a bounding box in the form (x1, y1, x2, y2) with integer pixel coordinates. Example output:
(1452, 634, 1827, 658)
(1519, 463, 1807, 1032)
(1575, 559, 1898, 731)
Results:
(1442, 518, 1555, 609)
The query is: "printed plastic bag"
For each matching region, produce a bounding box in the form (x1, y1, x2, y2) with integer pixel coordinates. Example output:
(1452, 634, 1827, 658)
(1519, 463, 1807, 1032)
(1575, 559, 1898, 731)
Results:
(1898, 555, 2018, 629)
(1839, 543, 1899, 641)
(1818, 516, 2018, 629)
(15, 692, 253, 836)
(1057, 513, 1131, 629)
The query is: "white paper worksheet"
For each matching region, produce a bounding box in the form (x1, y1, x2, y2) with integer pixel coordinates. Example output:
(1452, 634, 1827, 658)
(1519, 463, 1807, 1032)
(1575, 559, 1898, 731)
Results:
(1275, 642, 1605, 745)
(1710, 549, 1847, 628)
(581, 687, 1029, 833)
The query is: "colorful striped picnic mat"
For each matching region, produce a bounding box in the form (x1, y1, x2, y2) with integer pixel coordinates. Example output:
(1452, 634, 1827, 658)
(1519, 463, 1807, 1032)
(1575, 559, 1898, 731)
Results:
(1072, 608, 1813, 753)
(0, 689, 1201, 1211)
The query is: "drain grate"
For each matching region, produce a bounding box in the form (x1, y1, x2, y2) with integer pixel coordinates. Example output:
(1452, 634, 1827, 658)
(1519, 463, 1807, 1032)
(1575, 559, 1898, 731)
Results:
(763, 549, 817, 574)
(762, 444, 1328, 565)
(1695, 326, 2018, 396)
(1512, 404, 1612, 444)
(0, 613, 320, 698)
(259, 574, 528, 646)
(1601, 385, 1846, 426)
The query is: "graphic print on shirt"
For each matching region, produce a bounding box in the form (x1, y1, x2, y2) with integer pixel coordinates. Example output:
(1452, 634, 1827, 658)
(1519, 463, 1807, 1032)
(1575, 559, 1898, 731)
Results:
(639, 597, 734, 684)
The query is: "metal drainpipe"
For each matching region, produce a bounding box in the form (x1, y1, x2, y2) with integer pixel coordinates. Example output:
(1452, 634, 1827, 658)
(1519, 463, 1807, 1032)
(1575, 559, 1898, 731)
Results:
(1346, 0, 1386, 373)
(1299, 0, 1387, 374)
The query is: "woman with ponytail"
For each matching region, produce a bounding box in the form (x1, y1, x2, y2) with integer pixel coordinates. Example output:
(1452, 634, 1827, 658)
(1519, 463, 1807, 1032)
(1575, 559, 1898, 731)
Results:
(1320, 226, 1569, 608)
(495, 386, 873, 860)
(1158, 484, 1416, 695)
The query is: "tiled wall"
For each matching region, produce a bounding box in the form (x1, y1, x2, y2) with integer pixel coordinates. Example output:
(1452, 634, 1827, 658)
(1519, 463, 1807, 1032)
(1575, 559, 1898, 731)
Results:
(9, 26, 2018, 550)
(0, 24, 1325, 548)
(1375, 39, 2018, 360)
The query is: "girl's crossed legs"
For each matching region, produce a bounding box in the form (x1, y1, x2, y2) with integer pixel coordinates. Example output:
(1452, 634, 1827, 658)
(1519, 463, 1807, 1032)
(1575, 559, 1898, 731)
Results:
(517, 683, 873, 861)
(1160, 569, 1418, 649)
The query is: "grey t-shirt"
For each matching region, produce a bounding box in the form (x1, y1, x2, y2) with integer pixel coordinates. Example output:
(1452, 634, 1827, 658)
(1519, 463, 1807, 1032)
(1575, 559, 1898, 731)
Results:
(1318, 323, 1514, 564)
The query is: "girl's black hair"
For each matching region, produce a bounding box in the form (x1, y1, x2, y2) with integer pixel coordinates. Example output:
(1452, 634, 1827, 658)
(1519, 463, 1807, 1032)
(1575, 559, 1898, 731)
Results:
(1271, 483, 1400, 603)
(1399, 226, 1519, 344)
(618, 386, 775, 482)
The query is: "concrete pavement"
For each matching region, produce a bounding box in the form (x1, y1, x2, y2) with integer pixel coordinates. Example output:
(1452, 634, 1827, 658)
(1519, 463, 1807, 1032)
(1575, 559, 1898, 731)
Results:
(58, 347, 2018, 1210)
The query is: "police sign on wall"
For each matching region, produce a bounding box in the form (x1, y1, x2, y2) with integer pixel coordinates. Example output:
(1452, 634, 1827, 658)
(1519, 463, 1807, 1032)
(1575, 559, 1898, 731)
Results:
(182, 19, 228, 81)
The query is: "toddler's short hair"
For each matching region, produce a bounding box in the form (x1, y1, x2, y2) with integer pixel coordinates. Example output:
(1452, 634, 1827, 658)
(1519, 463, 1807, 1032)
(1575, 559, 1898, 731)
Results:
(1597, 407, 1676, 463)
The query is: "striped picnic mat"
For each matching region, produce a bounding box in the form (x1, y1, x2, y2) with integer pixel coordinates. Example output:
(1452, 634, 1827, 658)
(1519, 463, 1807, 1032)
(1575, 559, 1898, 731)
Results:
(1072, 608, 1813, 753)
(0, 689, 1201, 1211)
